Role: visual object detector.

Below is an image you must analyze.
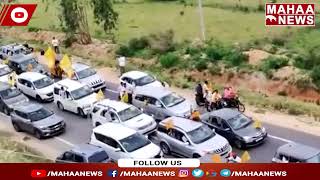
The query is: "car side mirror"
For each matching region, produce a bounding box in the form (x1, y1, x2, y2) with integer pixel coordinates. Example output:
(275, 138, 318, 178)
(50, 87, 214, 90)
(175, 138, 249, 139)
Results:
(225, 128, 231, 131)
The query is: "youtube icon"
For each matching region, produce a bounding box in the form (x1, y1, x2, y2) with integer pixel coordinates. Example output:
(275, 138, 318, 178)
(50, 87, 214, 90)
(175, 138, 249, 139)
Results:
(31, 170, 47, 178)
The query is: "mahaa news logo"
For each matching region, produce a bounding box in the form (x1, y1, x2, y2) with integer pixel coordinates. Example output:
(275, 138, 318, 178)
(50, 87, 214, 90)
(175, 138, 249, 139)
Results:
(0, 3, 37, 26)
(265, 3, 315, 26)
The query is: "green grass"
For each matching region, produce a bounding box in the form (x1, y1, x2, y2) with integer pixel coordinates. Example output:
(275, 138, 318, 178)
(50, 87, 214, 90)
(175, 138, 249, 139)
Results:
(20, 0, 298, 43)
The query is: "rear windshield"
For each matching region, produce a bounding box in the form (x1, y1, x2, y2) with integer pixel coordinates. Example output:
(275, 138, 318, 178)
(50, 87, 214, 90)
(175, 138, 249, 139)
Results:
(88, 150, 109, 162)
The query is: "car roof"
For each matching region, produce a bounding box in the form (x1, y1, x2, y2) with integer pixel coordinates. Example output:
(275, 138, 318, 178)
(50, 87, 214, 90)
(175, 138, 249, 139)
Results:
(1, 44, 24, 50)
(121, 71, 148, 80)
(18, 72, 47, 82)
(0, 82, 11, 91)
(93, 123, 136, 140)
(0, 64, 9, 68)
(9, 54, 35, 63)
(15, 103, 43, 113)
(160, 116, 203, 132)
(277, 142, 320, 160)
(95, 99, 130, 112)
(135, 86, 171, 99)
(71, 144, 105, 157)
(205, 108, 241, 120)
(72, 62, 90, 72)
(54, 79, 83, 91)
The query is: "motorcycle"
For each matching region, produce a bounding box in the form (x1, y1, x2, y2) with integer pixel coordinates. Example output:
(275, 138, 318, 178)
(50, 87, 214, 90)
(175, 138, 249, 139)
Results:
(221, 97, 245, 112)
(205, 100, 224, 112)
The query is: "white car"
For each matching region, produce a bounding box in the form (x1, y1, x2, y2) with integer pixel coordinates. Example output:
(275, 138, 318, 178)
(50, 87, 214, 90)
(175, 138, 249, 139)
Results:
(90, 123, 162, 161)
(53, 79, 97, 117)
(91, 99, 157, 135)
(16, 72, 54, 102)
(71, 63, 106, 91)
(119, 71, 165, 92)
(0, 64, 12, 83)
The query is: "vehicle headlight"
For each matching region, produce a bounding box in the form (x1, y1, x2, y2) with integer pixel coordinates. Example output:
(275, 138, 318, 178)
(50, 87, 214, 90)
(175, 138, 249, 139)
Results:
(261, 127, 266, 134)
(242, 136, 252, 142)
(40, 126, 49, 130)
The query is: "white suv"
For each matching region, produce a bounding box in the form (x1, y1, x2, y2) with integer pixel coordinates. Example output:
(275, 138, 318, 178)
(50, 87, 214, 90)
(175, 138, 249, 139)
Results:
(53, 79, 97, 117)
(71, 63, 106, 91)
(17, 72, 54, 102)
(90, 123, 162, 161)
(91, 99, 157, 135)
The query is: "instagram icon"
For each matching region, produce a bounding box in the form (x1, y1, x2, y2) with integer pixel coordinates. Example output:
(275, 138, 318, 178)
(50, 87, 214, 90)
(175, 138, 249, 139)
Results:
(178, 169, 189, 178)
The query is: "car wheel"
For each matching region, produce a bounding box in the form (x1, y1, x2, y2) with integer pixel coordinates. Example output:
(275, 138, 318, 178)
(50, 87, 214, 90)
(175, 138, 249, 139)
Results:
(78, 108, 87, 118)
(36, 95, 42, 102)
(160, 142, 171, 155)
(3, 107, 10, 116)
(57, 102, 64, 111)
(193, 154, 201, 158)
(234, 140, 244, 149)
(12, 123, 21, 132)
(34, 130, 43, 139)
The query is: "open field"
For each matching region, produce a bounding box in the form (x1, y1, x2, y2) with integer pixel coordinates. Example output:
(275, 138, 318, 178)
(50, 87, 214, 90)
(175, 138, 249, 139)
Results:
(20, 0, 307, 43)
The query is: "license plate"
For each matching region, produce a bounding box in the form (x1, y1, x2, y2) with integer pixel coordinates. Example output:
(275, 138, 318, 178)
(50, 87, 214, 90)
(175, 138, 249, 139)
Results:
(255, 137, 263, 142)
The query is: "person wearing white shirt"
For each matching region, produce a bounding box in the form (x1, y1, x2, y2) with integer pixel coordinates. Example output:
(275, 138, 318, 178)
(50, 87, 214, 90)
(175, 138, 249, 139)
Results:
(51, 37, 60, 54)
(117, 56, 126, 75)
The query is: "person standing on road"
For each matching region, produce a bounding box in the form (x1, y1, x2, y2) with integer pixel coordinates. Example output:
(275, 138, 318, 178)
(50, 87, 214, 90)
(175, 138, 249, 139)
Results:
(51, 37, 60, 54)
(117, 56, 126, 76)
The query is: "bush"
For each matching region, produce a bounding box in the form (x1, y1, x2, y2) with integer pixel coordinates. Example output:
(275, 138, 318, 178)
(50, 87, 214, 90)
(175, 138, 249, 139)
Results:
(271, 37, 286, 46)
(28, 27, 41, 32)
(128, 36, 149, 51)
(209, 65, 222, 76)
(63, 35, 77, 48)
(185, 46, 201, 56)
(311, 65, 320, 89)
(159, 53, 180, 68)
(277, 90, 287, 96)
(195, 59, 208, 71)
(149, 30, 175, 54)
(259, 56, 289, 74)
(224, 50, 248, 66)
(116, 45, 134, 57)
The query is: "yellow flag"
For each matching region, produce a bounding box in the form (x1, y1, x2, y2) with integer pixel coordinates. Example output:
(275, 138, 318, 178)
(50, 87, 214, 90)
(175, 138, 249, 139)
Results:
(253, 119, 262, 129)
(2, 59, 9, 65)
(8, 72, 16, 87)
(164, 119, 174, 130)
(241, 151, 251, 163)
(44, 47, 56, 69)
(211, 154, 222, 163)
(96, 90, 105, 101)
(59, 54, 72, 70)
(121, 92, 129, 103)
(65, 68, 74, 79)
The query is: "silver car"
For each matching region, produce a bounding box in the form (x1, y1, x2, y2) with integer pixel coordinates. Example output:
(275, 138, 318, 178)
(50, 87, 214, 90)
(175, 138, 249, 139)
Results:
(153, 117, 232, 158)
(10, 103, 66, 139)
(132, 87, 191, 121)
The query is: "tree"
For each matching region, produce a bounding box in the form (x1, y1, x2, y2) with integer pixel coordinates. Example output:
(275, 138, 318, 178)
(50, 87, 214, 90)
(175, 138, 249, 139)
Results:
(44, 0, 118, 45)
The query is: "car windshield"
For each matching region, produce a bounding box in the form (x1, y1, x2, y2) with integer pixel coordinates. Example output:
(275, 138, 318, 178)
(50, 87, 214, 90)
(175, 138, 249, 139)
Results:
(119, 133, 151, 152)
(88, 150, 109, 162)
(227, 114, 253, 130)
(118, 106, 142, 122)
(20, 58, 38, 70)
(28, 108, 53, 121)
(306, 153, 320, 163)
(135, 75, 155, 86)
(160, 93, 185, 107)
(77, 68, 96, 79)
(0, 87, 21, 99)
(71, 86, 93, 100)
(0, 66, 12, 76)
(33, 76, 54, 89)
(187, 125, 215, 144)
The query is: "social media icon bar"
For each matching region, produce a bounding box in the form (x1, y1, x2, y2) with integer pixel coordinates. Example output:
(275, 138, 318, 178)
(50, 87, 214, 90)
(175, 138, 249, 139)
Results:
(31, 170, 47, 178)
(178, 169, 189, 177)
(220, 169, 231, 177)
(107, 169, 118, 178)
(192, 168, 204, 178)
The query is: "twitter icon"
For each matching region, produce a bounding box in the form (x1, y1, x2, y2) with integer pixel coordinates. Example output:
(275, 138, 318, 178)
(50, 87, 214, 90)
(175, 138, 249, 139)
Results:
(192, 169, 204, 178)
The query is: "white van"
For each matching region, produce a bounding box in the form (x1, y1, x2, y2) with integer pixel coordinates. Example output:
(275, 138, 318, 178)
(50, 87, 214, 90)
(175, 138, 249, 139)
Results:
(54, 79, 97, 117)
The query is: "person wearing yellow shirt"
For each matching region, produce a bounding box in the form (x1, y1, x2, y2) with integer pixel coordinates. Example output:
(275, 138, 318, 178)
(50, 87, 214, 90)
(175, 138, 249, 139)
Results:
(211, 89, 222, 110)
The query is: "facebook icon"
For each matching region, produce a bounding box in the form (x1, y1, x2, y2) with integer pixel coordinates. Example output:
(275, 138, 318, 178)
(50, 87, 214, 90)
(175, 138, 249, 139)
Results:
(107, 170, 118, 177)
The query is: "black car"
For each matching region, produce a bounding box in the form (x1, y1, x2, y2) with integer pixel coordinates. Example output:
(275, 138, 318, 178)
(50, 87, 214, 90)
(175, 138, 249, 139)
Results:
(8, 54, 48, 75)
(0, 82, 29, 115)
(56, 144, 112, 163)
(10, 103, 65, 139)
(201, 108, 268, 149)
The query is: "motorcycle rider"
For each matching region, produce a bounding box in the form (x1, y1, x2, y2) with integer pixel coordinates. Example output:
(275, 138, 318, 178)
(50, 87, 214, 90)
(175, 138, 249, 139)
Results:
(223, 86, 237, 107)
(195, 83, 204, 105)
(202, 80, 210, 98)
(211, 89, 222, 109)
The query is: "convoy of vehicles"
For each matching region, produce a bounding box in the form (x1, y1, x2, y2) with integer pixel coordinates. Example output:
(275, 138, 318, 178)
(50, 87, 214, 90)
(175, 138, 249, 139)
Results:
(0, 42, 317, 163)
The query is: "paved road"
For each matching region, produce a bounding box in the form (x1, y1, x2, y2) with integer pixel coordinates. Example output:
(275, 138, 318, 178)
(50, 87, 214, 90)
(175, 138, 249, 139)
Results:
(1, 81, 320, 162)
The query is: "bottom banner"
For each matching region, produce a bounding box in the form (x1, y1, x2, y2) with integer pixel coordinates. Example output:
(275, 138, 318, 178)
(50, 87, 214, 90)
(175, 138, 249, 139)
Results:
(0, 163, 318, 180)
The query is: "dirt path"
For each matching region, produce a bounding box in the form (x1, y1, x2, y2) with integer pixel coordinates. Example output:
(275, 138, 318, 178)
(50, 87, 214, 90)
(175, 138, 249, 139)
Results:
(97, 67, 320, 137)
